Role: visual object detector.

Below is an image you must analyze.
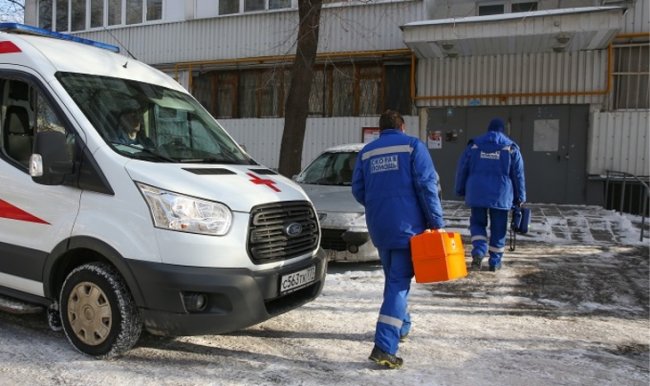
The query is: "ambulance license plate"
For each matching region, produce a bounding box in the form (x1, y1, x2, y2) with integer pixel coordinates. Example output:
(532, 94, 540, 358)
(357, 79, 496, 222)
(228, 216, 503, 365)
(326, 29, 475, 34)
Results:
(280, 265, 316, 294)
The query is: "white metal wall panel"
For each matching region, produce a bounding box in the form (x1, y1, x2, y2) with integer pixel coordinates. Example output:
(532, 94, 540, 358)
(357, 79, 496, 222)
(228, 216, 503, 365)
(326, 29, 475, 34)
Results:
(622, 0, 650, 34)
(415, 50, 609, 107)
(71, 1, 423, 65)
(221, 116, 418, 169)
(589, 111, 649, 176)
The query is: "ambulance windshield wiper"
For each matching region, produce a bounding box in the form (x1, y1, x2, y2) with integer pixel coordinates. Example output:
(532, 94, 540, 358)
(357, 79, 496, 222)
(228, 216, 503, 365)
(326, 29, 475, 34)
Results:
(112, 142, 177, 162)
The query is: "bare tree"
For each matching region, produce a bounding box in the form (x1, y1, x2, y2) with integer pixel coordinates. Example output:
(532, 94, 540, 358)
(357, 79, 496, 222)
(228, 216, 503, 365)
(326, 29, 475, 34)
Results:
(0, 0, 24, 23)
(277, 0, 323, 178)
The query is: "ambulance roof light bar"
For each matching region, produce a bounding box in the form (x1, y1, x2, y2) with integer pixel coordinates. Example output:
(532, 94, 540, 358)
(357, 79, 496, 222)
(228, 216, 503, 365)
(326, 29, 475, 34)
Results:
(0, 23, 120, 53)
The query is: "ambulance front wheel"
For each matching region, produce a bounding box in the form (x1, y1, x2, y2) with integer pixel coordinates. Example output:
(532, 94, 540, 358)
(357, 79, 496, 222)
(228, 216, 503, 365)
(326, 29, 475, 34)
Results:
(59, 262, 142, 358)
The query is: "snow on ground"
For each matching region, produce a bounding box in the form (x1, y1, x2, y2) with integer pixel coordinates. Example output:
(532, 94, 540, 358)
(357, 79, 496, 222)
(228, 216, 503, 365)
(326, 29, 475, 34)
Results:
(0, 203, 648, 385)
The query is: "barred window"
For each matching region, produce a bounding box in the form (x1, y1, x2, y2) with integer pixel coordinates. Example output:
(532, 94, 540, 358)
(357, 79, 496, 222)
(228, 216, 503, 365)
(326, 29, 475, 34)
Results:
(216, 73, 238, 118)
(332, 66, 354, 116)
(358, 66, 382, 116)
(308, 68, 327, 117)
(612, 43, 650, 110)
(238, 71, 257, 118)
(259, 69, 285, 117)
(192, 62, 411, 119)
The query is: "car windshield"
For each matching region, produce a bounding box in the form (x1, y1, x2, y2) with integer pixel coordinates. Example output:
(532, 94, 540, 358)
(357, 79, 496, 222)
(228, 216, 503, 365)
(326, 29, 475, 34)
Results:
(297, 151, 358, 186)
(56, 72, 255, 164)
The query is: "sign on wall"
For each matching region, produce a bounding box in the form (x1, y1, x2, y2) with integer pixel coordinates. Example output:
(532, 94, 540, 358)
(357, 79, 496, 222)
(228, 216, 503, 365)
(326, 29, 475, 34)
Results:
(533, 119, 560, 152)
(362, 127, 380, 143)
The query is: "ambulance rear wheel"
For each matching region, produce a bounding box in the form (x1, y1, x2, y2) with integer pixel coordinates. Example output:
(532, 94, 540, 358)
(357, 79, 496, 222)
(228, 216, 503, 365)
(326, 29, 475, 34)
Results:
(60, 262, 142, 358)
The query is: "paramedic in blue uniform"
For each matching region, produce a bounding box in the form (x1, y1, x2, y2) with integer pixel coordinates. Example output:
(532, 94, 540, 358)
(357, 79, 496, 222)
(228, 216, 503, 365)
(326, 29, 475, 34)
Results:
(352, 109, 445, 369)
(454, 117, 526, 272)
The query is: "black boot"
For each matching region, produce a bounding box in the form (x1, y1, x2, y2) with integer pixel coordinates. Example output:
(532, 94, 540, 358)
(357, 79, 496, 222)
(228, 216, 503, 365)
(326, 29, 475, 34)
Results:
(471, 255, 483, 271)
(369, 345, 403, 369)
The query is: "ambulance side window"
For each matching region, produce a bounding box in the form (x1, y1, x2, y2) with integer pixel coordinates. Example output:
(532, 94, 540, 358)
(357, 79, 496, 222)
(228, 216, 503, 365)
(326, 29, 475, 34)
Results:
(0, 78, 73, 169)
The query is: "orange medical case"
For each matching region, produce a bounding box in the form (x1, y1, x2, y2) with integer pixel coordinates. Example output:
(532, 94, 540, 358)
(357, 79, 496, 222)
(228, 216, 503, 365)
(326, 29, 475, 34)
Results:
(410, 229, 467, 283)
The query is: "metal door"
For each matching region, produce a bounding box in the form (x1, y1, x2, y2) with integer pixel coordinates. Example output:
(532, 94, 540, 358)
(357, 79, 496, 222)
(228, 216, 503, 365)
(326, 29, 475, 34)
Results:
(427, 105, 588, 204)
(515, 105, 588, 204)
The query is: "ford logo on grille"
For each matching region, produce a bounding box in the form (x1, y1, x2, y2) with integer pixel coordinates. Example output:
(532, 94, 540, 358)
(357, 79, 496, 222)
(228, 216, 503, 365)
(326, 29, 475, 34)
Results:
(285, 222, 303, 237)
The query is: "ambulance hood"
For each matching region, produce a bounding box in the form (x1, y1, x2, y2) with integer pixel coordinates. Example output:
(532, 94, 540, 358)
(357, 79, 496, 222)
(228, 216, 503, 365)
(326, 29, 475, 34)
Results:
(125, 161, 311, 213)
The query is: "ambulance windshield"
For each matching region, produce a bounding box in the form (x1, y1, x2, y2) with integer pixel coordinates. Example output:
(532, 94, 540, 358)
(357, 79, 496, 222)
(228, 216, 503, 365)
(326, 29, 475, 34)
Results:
(56, 72, 256, 164)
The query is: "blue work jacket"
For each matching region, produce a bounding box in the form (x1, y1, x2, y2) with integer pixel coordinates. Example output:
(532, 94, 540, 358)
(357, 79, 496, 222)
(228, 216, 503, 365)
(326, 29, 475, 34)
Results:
(454, 131, 526, 210)
(351, 129, 445, 249)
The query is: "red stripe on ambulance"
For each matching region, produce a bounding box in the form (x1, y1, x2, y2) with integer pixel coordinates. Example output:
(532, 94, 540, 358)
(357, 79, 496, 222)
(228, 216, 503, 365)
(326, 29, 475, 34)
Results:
(0, 199, 49, 224)
(0, 41, 21, 53)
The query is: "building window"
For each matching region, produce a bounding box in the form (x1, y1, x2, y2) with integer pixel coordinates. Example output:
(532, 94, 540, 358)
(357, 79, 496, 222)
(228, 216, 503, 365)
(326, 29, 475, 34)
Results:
(358, 66, 382, 116)
(220, 0, 239, 15)
(193, 62, 411, 119)
(215, 73, 238, 118)
(258, 69, 286, 117)
(269, 0, 291, 10)
(126, 0, 143, 24)
(245, 0, 264, 12)
(384, 65, 411, 116)
(90, 0, 104, 28)
(478, 4, 504, 16)
(478, 2, 537, 16)
(38, 0, 53, 29)
(146, 0, 162, 21)
(56, 0, 69, 32)
(613, 44, 650, 109)
(71, 0, 86, 31)
(37, 0, 162, 31)
(332, 66, 354, 116)
(108, 0, 122, 25)
(308, 68, 328, 117)
(512, 2, 537, 12)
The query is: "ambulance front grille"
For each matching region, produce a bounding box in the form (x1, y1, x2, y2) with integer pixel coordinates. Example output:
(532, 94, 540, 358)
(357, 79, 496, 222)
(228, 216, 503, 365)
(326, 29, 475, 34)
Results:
(247, 201, 319, 264)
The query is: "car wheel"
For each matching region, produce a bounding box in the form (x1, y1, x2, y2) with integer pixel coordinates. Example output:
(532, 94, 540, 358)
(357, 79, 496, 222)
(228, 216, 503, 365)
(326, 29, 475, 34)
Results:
(60, 262, 142, 358)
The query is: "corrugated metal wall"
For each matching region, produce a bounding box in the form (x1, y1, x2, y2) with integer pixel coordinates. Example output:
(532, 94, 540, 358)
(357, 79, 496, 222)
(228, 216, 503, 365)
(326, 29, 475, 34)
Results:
(415, 50, 610, 107)
(589, 111, 649, 176)
(221, 116, 418, 169)
(622, 0, 650, 34)
(72, 1, 423, 65)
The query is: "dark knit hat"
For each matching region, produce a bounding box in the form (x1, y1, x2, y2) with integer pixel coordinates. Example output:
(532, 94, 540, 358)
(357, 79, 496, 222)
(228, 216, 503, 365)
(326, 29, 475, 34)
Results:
(488, 118, 505, 132)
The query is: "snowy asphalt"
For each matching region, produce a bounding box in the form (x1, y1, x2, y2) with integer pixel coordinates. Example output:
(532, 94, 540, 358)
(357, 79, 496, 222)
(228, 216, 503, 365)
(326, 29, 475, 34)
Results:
(0, 201, 648, 385)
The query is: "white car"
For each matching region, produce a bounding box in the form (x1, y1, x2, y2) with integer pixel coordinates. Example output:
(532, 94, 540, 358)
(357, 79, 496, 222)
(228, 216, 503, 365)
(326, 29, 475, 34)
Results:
(295, 144, 379, 262)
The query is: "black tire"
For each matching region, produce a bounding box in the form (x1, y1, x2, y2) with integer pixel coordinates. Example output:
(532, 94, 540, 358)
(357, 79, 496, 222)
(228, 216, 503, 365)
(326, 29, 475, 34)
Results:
(59, 262, 142, 358)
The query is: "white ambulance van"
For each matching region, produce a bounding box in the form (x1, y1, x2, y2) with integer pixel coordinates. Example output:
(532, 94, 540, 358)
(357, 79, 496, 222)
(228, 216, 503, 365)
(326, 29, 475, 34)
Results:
(0, 24, 326, 358)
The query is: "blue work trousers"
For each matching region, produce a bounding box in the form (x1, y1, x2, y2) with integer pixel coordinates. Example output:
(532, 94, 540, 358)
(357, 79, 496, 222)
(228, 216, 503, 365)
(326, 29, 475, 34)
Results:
(469, 207, 508, 267)
(375, 247, 413, 355)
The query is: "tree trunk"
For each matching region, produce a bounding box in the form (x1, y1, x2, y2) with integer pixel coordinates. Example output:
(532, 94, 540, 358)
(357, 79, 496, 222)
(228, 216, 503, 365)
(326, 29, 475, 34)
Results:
(278, 0, 322, 177)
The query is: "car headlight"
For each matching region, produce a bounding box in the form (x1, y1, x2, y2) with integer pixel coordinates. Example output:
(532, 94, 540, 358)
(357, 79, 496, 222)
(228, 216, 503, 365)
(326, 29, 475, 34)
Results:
(137, 182, 232, 236)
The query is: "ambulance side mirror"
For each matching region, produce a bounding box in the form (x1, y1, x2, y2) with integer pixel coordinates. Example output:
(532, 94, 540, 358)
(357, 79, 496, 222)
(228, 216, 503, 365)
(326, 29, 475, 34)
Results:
(30, 131, 74, 185)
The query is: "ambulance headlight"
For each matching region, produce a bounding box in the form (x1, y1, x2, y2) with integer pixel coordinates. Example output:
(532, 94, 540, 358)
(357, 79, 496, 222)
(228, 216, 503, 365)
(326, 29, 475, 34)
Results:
(137, 182, 232, 236)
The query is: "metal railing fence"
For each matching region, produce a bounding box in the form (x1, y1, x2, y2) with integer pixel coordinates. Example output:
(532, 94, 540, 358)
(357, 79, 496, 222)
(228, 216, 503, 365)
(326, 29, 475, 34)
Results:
(605, 170, 649, 242)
